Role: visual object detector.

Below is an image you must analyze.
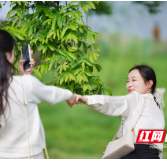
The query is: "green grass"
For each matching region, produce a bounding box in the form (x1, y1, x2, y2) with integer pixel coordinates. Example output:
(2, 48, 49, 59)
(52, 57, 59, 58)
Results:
(38, 34, 167, 159)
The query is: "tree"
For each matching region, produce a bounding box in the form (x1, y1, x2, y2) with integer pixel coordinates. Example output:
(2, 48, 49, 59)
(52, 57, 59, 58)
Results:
(0, 1, 112, 96)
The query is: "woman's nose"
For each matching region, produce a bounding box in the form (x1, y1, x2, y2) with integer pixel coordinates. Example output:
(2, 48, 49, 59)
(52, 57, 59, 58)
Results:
(127, 81, 132, 88)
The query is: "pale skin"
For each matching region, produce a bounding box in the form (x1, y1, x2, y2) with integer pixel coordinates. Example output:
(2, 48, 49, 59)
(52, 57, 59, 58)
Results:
(72, 69, 154, 154)
(6, 48, 76, 106)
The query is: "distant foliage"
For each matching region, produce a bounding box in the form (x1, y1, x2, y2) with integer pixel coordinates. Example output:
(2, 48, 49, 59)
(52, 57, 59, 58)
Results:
(134, 1, 162, 14)
(0, 1, 112, 95)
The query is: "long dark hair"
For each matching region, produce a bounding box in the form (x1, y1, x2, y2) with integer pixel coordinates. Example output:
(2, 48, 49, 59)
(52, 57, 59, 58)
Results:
(0, 30, 19, 126)
(129, 65, 160, 108)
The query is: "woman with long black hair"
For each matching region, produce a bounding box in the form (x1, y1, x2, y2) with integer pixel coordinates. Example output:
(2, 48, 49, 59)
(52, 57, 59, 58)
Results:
(0, 30, 76, 159)
(73, 65, 166, 159)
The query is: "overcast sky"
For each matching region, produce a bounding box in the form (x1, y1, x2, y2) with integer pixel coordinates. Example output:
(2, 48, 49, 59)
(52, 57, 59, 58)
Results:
(0, 1, 167, 40)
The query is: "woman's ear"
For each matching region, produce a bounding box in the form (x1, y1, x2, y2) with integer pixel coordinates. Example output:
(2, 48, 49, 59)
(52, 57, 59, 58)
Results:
(147, 80, 153, 88)
(6, 52, 10, 61)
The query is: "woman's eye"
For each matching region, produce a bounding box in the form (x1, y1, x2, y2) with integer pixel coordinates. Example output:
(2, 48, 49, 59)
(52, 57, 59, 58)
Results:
(133, 80, 136, 81)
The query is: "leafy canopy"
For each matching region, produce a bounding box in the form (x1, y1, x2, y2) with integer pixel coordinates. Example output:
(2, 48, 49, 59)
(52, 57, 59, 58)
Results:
(0, 1, 112, 96)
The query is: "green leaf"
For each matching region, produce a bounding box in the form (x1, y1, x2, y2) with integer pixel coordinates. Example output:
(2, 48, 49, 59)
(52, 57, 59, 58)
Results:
(94, 1, 100, 5)
(48, 42, 55, 51)
(57, 16, 62, 29)
(52, 18, 57, 30)
(47, 29, 54, 38)
(63, 12, 71, 18)
(42, 19, 52, 25)
(61, 27, 68, 39)
(88, 53, 94, 63)
(68, 25, 77, 31)
(12, 17, 19, 26)
(85, 59, 95, 66)
(74, 50, 84, 57)
(105, 87, 112, 95)
(45, 58, 52, 62)
(76, 21, 84, 26)
(56, 29, 60, 40)
(17, 1, 21, 5)
(70, 82, 75, 92)
(79, 27, 83, 33)
(71, 33, 78, 43)
(95, 64, 102, 72)
(90, 33, 95, 43)
(71, 58, 83, 68)
(87, 1, 96, 9)
(28, 26, 33, 37)
(48, 59, 56, 71)
(44, 64, 49, 73)
(16, 10, 23, 18)
(72, 11, 80, 20)
(92, 44, 100, 51)
(0, 4, 2, 8)
(82, 61, 85, 71)
(83, 84, 89, 93)
(84, 69, 94, 76)
(89, 79, 100, 89)
(85, 30, 89, 42)
(40, 64, 45, 74)
(6, 9, 16, 18)
(89, 52, 99, 61)
(76, 72, 82, 84)
(82, 5, 91, 14)
(68, 46, 77, 52)
(43, 8, 55, 18)
(34, 68, 41, 78)
(82, 73, 88, 82)
(60, 72, 67, 85)
(91, 32, 102, 37)
(60, 5, 69, 14)
(86, 1, 96, 9)
(67, 51, 77, 60)
(73, 68, 80, 75)
(101, 87, 108, 95)
(13, 32, 24, 40)
(17, 19, 22, 27)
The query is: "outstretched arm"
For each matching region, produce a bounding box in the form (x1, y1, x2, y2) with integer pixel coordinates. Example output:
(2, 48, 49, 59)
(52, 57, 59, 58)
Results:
(75, 92, 140, 117)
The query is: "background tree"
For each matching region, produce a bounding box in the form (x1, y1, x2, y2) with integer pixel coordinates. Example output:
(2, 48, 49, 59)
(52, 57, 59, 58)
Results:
(0, 1, 112, 96)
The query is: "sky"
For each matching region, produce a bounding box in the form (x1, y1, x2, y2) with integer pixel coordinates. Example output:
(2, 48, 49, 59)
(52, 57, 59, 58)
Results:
(0, 1, 167, 40)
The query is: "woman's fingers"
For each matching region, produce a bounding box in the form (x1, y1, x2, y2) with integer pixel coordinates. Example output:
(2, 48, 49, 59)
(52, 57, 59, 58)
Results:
(106, 145, 108, 148)
(103, 152, 105, 154)
(31, 50, 33, 55)
(19, 60, 25, 63)
(25, 68, 33, 72)
(29, 59, 35, 67)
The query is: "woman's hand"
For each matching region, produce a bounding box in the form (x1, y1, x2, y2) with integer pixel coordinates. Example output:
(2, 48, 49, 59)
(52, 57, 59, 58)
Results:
(66, 94, 76, 108)
(18, 50, 35, 76)
(75, 94, 88, 104)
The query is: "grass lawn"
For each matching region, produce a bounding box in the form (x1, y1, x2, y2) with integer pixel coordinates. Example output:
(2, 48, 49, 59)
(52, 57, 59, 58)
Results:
(37, 34, 167, 159)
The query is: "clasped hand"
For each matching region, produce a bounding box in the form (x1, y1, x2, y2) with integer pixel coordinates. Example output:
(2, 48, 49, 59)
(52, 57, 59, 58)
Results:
(66, 94, 88, 108)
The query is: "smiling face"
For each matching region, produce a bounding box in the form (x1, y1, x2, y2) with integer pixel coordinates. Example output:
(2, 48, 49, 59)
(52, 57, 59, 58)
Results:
(126, 69, 153, 94)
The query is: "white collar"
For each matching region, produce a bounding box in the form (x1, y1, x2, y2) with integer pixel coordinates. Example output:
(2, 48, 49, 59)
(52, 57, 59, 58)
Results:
(142, 93, 154, 100)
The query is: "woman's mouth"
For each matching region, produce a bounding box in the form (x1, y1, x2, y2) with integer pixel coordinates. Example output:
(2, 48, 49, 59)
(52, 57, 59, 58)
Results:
(128, 89, 134, 93)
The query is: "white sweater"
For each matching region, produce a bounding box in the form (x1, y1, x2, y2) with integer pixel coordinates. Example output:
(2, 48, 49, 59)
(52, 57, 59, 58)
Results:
(0, 75, 72, 158)
(85, 91, 165, 159)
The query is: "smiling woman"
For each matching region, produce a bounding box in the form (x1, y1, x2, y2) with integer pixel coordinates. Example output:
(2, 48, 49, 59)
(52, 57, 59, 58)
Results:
(127, 65, 160, 108)
(74, 64, 166, 159)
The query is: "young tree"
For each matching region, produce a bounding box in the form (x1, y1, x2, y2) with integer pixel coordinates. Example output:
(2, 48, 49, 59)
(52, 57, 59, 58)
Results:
(0, 1, 112, 96)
